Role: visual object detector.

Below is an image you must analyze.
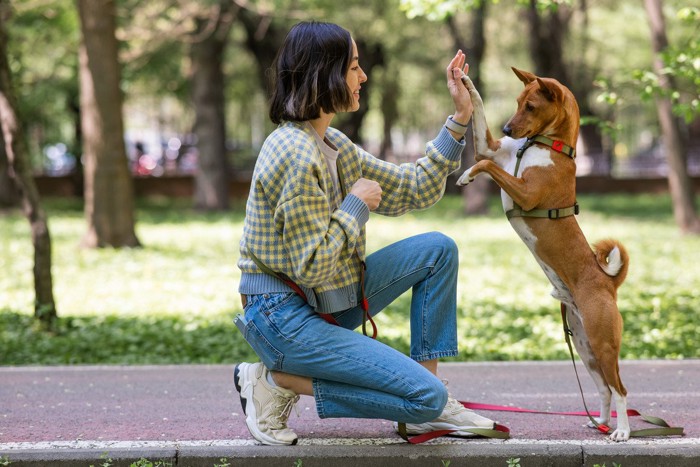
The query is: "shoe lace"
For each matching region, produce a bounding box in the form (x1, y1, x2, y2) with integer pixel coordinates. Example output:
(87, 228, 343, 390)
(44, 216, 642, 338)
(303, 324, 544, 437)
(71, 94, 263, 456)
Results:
(443, 395, 465, 415)
(269, 393, 300, 430)
(440, 379, 469, 416)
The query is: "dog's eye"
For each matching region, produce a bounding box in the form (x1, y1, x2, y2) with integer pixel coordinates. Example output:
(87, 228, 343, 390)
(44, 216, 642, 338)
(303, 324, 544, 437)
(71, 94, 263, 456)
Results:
(526, 103, 535, 112)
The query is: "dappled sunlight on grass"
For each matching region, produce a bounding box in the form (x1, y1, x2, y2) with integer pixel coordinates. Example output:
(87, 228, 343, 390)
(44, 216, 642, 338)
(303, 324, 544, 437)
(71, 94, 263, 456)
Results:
(3, 198, 244, 319)
(1, 193, 699, 364)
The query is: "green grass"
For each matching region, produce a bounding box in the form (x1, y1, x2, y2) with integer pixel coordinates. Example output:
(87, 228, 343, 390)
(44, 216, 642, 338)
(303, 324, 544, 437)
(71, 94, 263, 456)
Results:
(1, 193, 699, 365)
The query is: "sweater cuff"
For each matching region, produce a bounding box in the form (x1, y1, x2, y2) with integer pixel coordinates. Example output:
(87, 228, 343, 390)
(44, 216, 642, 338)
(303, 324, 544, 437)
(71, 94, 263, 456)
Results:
(340, 194, 370, 227)
(432, 125, 466, 162)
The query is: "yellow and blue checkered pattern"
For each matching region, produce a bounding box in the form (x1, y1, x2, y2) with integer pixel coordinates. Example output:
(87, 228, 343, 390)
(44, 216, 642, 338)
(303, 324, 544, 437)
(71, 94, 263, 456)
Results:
(238, 121, 463, 313)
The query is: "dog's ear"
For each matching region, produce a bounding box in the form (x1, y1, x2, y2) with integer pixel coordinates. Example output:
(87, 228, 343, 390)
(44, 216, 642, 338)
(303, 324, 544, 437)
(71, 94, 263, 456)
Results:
(512, 67, 537, 85)
(536, 77, 563, 102)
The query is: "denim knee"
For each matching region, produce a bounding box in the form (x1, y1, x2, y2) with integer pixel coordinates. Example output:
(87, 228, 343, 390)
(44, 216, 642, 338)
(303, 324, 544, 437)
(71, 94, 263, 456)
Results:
(403, 377, 448, 423)
(426, 231, 458, 267)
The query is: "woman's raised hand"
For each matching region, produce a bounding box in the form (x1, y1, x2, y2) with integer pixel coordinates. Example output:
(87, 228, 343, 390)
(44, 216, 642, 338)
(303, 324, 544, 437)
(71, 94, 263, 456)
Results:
(446, 50, 472, 126)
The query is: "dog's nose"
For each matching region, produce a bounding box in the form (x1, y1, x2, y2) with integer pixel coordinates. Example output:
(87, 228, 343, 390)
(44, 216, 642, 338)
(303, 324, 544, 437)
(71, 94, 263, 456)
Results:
(502, 125, 512, 136)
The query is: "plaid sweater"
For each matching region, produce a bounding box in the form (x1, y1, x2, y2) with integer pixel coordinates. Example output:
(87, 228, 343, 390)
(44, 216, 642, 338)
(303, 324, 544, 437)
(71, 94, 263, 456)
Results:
(238, 120, 464, 313)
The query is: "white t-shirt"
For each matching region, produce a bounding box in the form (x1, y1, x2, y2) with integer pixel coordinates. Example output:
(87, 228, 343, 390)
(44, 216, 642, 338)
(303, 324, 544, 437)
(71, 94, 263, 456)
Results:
(306, 122, 341, 210)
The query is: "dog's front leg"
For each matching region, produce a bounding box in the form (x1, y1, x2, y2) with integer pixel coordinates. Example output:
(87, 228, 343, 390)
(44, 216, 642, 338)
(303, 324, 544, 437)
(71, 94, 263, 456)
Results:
(461, 160, 549, 211)
(457, 75, 512, 187)
(457, 158, 502, 186)
(456, 163, 479, 185)
(461, 75, 502, 160)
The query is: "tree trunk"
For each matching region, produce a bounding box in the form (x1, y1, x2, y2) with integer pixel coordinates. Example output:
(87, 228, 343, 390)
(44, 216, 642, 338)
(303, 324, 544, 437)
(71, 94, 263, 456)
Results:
(572, 0, 609, 175)
(379, 69, 399, 160)
(190, 1, 236, 211)
(446, 6, 490, 214)
(526, 0, 569, 81)
(0, 129, 20, 207)
(238, 9, 285, 99)
(67, 83, 84, 197)
(77, 0, 140, 247)
(525, 0, 608, 175)
(644, 0, 700, 234)
(0, 1, 57, 324)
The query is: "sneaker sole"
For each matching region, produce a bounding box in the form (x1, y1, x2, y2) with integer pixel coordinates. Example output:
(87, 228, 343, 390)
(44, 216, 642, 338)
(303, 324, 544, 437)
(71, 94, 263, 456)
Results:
(398, 421, 496, 437)
(234, 363, 298, 446)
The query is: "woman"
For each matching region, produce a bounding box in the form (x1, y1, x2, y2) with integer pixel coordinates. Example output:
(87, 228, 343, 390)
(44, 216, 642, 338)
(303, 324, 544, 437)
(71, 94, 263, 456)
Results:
(234, 21, 493, 446)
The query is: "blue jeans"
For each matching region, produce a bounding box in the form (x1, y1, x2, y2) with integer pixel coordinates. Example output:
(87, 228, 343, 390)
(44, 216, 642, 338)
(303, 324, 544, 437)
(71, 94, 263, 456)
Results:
(238, 232, 458, 423)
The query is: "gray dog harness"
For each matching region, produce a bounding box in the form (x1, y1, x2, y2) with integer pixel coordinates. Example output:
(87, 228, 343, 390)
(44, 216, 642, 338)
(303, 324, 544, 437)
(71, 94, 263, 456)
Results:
(507, 135, 579, 220)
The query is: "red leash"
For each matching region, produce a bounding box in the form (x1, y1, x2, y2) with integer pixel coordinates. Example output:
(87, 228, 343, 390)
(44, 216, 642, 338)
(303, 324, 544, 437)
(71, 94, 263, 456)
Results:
(462, 400, 634, 417)
(460, 400, 684, 438)
(463, 401, 659, 422)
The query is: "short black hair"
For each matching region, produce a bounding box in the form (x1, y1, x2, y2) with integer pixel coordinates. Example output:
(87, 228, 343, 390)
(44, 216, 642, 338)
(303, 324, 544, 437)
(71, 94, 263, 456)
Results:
(268, 21, 354, 124)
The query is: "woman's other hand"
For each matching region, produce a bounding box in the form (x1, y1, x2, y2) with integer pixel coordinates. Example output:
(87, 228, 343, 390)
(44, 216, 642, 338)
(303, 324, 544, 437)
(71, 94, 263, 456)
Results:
(350, 178, 382, 211)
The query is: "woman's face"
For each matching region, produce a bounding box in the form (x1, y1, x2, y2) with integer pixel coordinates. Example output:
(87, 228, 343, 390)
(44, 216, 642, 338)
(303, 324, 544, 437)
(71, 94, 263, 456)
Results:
(345, 40, 367, 112)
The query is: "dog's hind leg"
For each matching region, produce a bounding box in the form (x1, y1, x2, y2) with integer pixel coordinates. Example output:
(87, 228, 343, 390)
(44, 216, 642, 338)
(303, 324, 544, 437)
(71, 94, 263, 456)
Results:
(563, 305, 613, 427)
(593, 306, 630, 441)
(566, 301, 631, 441)
(601, 355, 630, 441)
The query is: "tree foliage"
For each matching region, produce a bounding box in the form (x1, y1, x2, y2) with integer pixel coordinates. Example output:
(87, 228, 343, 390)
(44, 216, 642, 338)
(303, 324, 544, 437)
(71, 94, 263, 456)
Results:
(4, 0, 698, 177)
(8, 1, 79, 159)
(634, 6, 700, 123)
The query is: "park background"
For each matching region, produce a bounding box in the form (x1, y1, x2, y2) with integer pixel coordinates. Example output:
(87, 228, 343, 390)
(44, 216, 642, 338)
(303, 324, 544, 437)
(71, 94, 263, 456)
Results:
(1, 0, 699, 365)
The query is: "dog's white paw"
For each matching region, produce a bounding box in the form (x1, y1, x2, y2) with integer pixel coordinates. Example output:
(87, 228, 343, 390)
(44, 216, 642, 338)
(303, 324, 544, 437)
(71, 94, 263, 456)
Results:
(609, 428, 631, 442)
(456, 168, 475, 186)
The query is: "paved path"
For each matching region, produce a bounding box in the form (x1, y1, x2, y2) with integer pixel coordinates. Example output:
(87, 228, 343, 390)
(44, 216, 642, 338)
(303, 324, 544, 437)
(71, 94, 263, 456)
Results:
(1, 360, 698, 466)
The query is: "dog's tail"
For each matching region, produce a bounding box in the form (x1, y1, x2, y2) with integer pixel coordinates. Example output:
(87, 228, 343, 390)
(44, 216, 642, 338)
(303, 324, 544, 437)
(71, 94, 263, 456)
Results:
(593, 239, 629, 289)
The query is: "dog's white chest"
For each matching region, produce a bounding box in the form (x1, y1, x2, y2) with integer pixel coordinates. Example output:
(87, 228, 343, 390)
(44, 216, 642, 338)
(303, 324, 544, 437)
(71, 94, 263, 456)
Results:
(500, 140, 554, 211)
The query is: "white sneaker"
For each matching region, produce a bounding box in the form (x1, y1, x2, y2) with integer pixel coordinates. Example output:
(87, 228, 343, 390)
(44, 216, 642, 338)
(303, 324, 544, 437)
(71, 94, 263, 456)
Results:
(234, 362, 300, 445)
(396, 384, 495, 437)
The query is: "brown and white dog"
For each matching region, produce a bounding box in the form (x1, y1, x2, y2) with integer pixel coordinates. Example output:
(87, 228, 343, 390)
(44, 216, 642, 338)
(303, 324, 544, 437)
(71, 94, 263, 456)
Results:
(457, 68, 631, 441)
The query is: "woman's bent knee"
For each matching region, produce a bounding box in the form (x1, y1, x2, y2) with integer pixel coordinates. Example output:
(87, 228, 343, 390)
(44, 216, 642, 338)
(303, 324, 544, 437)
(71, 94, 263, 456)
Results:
(424, 231, 457, 250)
(424, 231, 458, 264)
(403, 378, 448, 423)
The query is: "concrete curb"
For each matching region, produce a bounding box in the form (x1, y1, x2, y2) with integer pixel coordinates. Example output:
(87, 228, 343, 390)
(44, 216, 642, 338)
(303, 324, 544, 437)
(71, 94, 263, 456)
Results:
(3, 439, 700, 467)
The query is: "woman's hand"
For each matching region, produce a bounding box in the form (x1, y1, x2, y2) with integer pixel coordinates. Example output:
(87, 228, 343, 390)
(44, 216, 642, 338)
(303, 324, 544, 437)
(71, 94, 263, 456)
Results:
(350, 178, 382, 211)
(446, 50, 472, 126)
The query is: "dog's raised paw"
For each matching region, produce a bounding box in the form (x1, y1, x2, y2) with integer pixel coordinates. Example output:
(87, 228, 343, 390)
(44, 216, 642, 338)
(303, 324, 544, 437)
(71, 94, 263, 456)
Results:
(456, 171, 474, 186)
